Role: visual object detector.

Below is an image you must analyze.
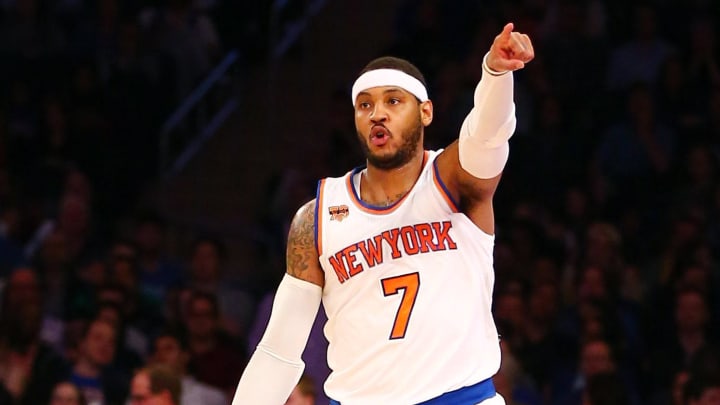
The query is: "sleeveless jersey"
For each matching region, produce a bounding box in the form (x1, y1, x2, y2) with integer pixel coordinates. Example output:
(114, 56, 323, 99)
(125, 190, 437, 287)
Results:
(315, 150, 501, 404)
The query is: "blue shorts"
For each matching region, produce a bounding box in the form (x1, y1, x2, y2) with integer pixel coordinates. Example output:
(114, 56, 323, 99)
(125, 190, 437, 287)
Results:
(329, 377, 496, 405)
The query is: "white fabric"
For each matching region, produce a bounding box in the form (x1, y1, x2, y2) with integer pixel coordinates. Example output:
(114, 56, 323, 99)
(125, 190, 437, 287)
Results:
(351, 69, 428, 104)
(480, 393, 506, 405)
(458, 56, 516, 179)
(316, 150, 501, 404)
(231, 274, 322, 405)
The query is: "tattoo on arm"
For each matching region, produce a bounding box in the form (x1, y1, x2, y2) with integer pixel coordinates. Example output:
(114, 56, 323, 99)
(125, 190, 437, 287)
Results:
(286, 200, 321, 282)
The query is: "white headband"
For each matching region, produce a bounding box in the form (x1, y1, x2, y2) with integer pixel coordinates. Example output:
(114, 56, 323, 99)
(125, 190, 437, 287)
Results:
(351, 69, 428, 104)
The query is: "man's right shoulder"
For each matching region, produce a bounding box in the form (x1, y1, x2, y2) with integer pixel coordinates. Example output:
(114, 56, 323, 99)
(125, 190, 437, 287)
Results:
(286, 199, 324, 285)
(291, 199, 317, 230)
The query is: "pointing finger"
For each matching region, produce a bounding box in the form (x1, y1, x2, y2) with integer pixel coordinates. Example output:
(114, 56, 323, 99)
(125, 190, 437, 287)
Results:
(498, 22, 514, 41)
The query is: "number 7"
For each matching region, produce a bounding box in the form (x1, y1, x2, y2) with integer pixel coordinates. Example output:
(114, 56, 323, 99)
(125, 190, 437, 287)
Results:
(381, 272, 420, 340)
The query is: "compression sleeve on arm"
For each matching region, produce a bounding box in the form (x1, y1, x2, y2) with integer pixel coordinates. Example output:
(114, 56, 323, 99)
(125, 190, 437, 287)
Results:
(458, 53, 516, 179)
(231, 274, 323, 405)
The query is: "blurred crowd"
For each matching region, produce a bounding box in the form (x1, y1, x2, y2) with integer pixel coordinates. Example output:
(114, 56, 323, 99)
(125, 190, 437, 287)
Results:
(377, 1, 720, 404)
(1, 0, 720, 404)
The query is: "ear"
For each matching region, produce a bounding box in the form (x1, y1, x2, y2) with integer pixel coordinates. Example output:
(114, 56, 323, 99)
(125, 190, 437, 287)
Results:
(420, 100, 433, 127)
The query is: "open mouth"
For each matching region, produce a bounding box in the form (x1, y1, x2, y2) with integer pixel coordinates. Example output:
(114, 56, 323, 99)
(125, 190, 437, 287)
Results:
(370, 125, 390, 146)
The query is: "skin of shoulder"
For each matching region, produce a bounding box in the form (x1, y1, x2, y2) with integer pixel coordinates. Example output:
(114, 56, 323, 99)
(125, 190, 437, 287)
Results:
(286, 198, 325, 287)
(435, 140, 502, 235)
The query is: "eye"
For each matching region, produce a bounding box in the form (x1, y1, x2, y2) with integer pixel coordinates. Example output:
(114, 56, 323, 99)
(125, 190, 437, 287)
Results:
(358, 101, 371, 109)
(389, 98, 401, 105)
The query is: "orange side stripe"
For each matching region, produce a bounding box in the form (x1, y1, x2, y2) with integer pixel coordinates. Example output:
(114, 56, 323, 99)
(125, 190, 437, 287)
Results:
(432, 162, 459, 213)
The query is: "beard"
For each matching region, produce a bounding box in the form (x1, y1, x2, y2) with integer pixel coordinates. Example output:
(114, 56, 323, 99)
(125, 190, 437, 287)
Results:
(358, 117, 423, 170)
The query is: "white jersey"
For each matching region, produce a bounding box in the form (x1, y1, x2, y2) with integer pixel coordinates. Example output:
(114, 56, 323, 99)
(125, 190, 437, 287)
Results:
(315, 150, 501, 404)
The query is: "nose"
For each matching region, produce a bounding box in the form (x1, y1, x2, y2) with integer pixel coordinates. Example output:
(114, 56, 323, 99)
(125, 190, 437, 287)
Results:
(370, 103, 387, 123)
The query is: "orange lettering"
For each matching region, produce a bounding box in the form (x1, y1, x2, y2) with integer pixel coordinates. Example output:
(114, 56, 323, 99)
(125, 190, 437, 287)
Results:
(433, 221, 457, 250)
(328, 253, 349, 283)
(342, 245, 364, 277)
(357, 235, 384, 267)
(414, 223, 436, 253)
(381, 229, 403, 259)
(399, 226, 420, 255)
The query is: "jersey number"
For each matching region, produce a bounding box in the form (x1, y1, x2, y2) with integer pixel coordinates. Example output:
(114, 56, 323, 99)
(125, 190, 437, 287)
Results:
(381, 272, 420, 340)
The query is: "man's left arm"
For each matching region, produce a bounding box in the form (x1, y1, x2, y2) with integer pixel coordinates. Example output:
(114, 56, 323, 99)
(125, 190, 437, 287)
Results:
(436, 22, 534, 234)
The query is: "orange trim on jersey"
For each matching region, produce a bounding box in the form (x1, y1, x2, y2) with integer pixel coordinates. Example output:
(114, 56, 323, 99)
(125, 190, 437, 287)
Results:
(345, 151, 430, 214)
(431, 159, 460, 213)
(315, 178, 326, 256)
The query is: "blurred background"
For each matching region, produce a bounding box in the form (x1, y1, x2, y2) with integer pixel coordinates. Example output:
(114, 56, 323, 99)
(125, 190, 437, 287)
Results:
(0, 0, 719, 404)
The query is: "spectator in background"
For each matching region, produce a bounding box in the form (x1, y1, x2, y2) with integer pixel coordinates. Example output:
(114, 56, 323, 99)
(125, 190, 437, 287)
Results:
(551, 338, 639, 405)
(0, 201, 27, 277)
(183, 291, 245, 399)
(128, 364, 182, 405)
(651, 368, 691, 405)
(34, 228, 76, 324)
(139, 0, 220, 100)
(557, 264, 643, 376)
(518, 280, 564, 395)
(151, 328, 227, 405)
(683, 372, 720, 405)
(646, 287, 720, 399)
(186, 236, 255, 339)
(50, 380, 88, 405)
(92, 298, 145, 373)
(0, 267, 68, 405)
(595, 82, 676, 202)
(133, 212, 185, 307)
(584, 371, 632, 405)
(493, 326, 543, 405)
(24, 191, 97, 265)
(1, 267, 67, 359)
(685, 17, 720, 101)
(106, 238, 164, 341)
(605, 4, 674, 91)
(69, 318, 129, 405)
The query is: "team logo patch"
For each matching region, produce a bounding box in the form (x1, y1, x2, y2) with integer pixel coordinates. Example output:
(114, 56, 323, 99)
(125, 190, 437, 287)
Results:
(329, 205, 349, 221)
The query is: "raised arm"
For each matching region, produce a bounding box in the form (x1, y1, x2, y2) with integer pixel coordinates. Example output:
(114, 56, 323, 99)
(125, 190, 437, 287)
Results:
(232, 200, 324, 404)
(436, 23, 534, 234)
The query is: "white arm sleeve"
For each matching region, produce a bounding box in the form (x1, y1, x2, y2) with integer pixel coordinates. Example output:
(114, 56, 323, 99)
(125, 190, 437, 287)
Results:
(458, 53, 516, 179)
(232, 274, 323, 405)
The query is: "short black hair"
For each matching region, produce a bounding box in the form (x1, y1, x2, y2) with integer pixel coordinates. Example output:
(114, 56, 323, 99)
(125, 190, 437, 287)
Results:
(359, 56, 427, 88)
(154, 326, 189, 352)
(191, 236, 227, 260)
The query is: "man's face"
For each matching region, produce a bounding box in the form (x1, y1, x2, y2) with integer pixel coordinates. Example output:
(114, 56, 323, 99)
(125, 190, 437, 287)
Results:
(191, 242, 220, 282)
(354, 86, 430, 170)
(675, 291, 708, 331)
(153, 336, 185, 371)
(185, 298, 216, 338)
(82, 321, 116, 367)
(129, 372, 167, 405)
(50, 382, 82, 405)
(580, 341, 614, 377)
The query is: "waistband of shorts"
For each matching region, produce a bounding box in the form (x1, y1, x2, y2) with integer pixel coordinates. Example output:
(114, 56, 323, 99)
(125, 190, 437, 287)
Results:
(328, 377, 496, 405)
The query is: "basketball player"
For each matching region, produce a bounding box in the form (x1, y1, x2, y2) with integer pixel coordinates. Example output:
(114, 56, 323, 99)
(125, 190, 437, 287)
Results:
(233, 22, 534, 404)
